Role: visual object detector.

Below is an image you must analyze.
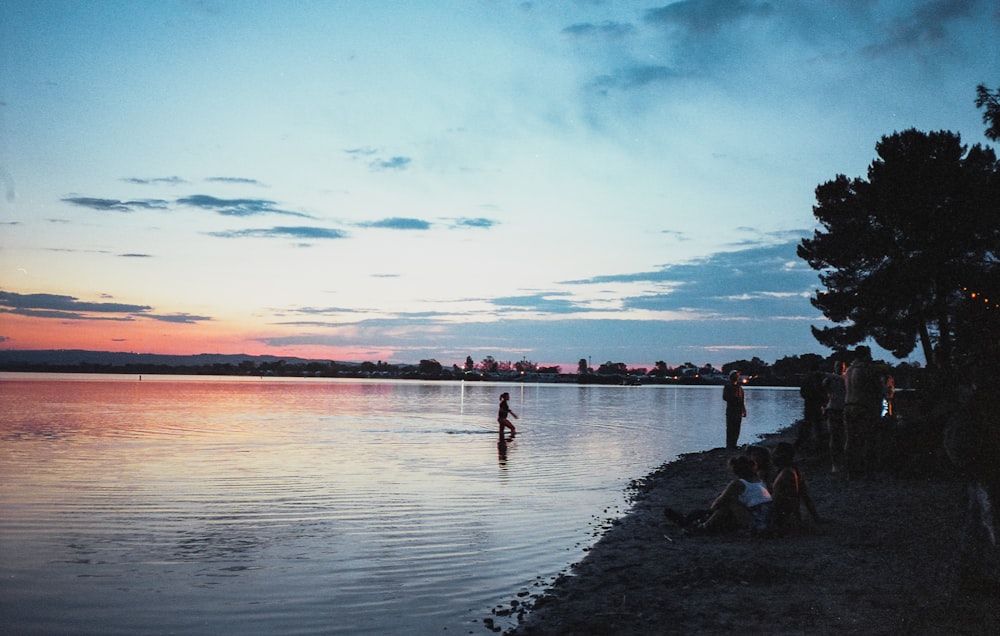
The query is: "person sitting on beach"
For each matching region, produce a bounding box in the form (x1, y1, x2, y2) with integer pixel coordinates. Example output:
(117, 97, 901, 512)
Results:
(770, 442, 822, 534)
(665, 455, 772, 535)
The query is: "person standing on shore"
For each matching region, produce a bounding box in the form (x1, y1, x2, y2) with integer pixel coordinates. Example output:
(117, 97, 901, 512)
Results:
(844, 346, 884, 477)
(824, 360, 848, 473)
(798, 366, 829, 453)
(723, 370, 747, 449)
(498, 392, 518, 438)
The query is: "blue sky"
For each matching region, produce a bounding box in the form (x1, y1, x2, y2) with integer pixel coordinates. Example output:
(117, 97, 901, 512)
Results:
(1, 0, 997, 369)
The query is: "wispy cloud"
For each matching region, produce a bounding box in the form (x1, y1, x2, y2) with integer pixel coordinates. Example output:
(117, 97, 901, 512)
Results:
(492, 292, 582, 314)
(62, 197, 169, 212)
(562, 240, 818, 318)
(177, 195, 313, 218)
(863, 0, 981, 57)
(146, 313, 212, 324)
(643, 0, 775, 35)
(370, 156, 412, 171)
(344, 147, 378, 157)
(356, 217, 430, 230)
(206, 226, 349, 240)
(0, 290, 151, 321)
(589, 65, 686, 92)
(343, 147, 413, 172)
(121, 176, 186, 186)
(562, 21, 636, 39)
(205, 177, 267, 186)
(450, 217, 498, 229)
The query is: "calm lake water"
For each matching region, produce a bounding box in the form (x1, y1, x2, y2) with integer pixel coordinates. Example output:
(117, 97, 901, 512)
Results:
(0, 374, 802, 635)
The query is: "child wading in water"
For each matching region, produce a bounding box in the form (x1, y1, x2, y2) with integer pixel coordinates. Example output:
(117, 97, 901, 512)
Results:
(498, 392, 518, 437)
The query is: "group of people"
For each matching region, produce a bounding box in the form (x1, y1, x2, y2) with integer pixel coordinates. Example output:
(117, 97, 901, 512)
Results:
(676, 345, 897, 538)
(802, 345, 895, 477)
(725, 346, 895, 478)
(665, 441, 822, 537)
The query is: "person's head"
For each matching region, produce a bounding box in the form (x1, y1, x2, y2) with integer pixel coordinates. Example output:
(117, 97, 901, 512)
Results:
(729, 370, 741, 383)
(500, 392, 510, 401)
(854, 345, 872, 362)
(729, 455, 757, 479)
(772, 442, 796, 468)
(747, 445, 772, 470)
(833, 360, 846, 374)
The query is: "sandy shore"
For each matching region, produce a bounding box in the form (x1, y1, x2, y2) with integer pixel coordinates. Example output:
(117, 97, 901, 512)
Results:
(491, 425, 999, 635)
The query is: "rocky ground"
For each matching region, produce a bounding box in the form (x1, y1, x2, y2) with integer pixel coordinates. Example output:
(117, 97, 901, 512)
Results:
(492, 425, 1000, 636)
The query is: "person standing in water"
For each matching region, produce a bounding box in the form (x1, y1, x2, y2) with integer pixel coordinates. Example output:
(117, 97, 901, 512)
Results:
(498, 392, 518, 437)
(723, 370, 747, 449)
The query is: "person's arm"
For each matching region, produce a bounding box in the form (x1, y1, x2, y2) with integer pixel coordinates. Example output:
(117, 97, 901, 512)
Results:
(510, 410, 518, 419)
(710, 479, 745, 510)
(799, 472, 822, 522)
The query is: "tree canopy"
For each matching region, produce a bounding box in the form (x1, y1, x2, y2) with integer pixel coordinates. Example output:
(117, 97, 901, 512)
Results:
(976, 84, 1000, 141)
(798, 128, 1000, 368)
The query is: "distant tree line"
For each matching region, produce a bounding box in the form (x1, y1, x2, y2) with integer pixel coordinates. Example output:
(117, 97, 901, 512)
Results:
(0, 349, 920, 388)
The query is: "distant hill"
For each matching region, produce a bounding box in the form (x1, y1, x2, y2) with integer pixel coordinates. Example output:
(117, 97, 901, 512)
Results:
(0, 349, 330, 368)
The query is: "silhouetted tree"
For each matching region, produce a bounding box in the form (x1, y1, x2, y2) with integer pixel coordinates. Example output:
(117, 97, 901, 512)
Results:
(976, 84, 1000, 141)
(723, 356, 770, 379)
(464, 356, 475, 372)
(597, 361, 627, 375)
(514, 358, 537, 373)
(479, 356, 498, 374)
(798, 128, 1000, 368)
(418, 359, 442, 376)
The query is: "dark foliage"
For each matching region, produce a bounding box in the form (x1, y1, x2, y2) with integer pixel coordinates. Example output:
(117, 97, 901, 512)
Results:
(798, 128, 1000, 368)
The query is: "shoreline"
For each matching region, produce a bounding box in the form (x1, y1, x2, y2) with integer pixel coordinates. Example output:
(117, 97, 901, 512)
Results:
(495, 425, 998, 635)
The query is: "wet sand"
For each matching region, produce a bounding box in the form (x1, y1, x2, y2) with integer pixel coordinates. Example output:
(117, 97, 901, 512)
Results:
(498, 426, 1000, 635)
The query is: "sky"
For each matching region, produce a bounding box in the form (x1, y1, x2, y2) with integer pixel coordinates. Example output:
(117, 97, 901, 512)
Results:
(1, 1, 998, 371)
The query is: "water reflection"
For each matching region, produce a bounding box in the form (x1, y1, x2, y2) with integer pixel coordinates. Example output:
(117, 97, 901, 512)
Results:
(0, 375, 802, 635)
(497, 433, 516, 465)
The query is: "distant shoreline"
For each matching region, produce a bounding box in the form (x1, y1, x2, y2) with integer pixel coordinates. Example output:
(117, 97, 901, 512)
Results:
(0, 349, 807, 386)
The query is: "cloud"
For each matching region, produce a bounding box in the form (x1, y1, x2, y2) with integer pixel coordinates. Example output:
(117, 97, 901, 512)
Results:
(863, 0, 981, 57)
(1, 308, 136, 321)
(205, 177, 266, 186)
(121, 176, 186, 185)
(119, 253, 153, 258)
(562, 240, 819, 318)
(357, 217, 431, 230)
(0, 290, 151, 314)
(344, 147, 378, 157)
(492, 292, 583, 314)
(370, 156, 412, 171)
(62, 197, 169, 212)
(0, 291, 211, 325)
(177, 195, 313, 218)
(451, 217, 498, 229)
(589, 65, 687, 93)
(146, 313, 212, 324)
(562, 21, 636, 39)
(344, 147, 413, 172)
(643, 0, 775, 35)
(206, 226, 349, 239)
